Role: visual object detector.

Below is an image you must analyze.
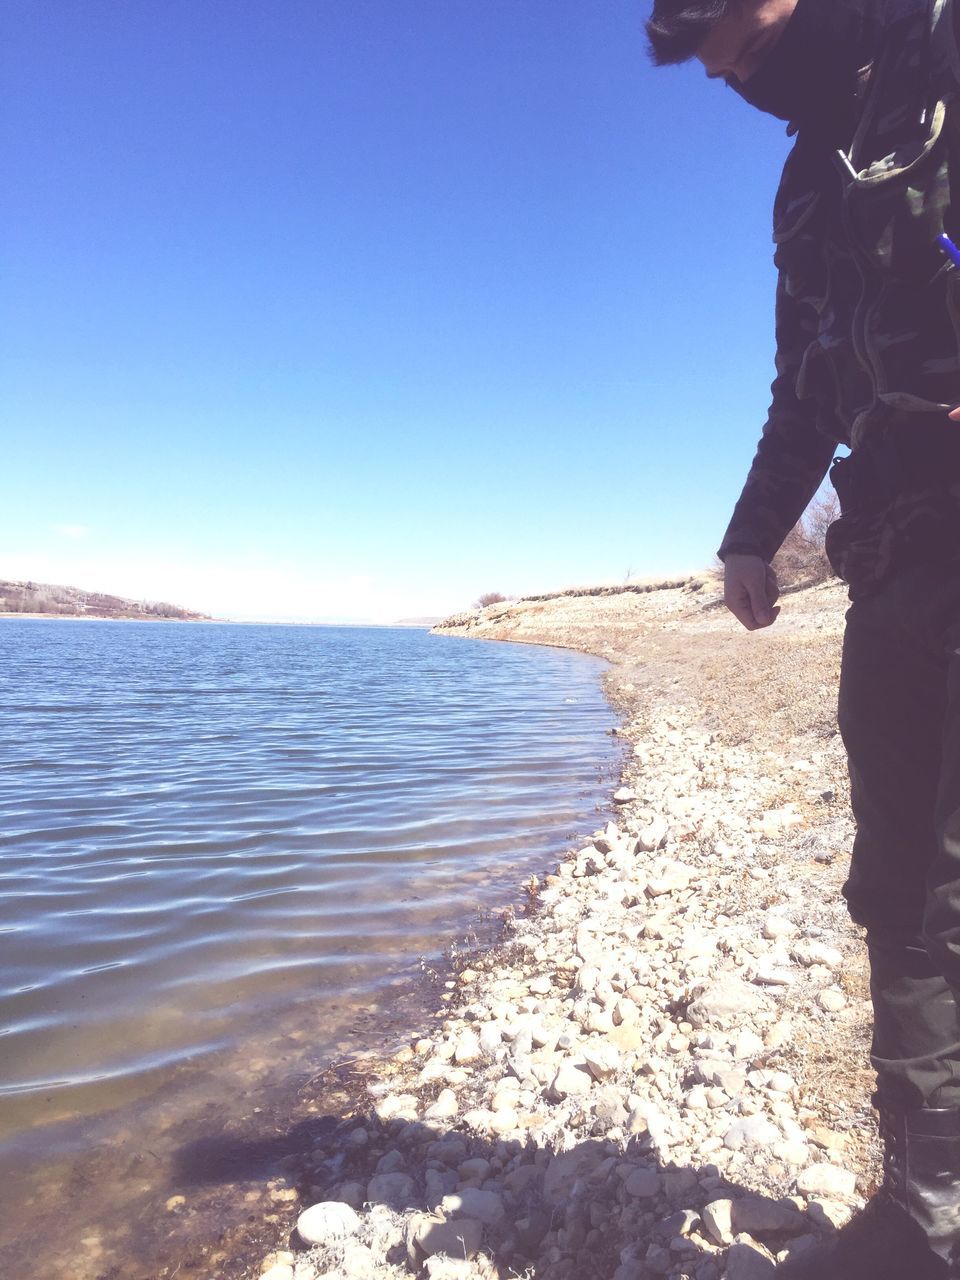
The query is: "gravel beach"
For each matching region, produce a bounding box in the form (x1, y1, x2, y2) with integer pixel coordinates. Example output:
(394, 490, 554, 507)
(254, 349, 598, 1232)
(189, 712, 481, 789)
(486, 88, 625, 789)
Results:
(247, 573, 876, 1280)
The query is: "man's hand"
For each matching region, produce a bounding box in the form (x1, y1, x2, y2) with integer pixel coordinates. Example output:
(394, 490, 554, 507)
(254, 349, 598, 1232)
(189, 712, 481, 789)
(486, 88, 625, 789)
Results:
(723, 553, 781, 631)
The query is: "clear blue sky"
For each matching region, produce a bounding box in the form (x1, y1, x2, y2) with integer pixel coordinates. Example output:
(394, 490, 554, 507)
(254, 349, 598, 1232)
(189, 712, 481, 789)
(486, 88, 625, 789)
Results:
(2, 1, 798, 622)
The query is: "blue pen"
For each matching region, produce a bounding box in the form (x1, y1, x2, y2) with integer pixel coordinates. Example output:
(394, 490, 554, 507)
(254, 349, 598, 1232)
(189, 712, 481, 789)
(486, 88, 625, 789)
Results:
(938, 232, 960, 269)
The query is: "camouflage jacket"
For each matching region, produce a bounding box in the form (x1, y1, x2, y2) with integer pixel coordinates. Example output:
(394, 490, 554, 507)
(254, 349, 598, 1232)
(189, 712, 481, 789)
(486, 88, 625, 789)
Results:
(718, 0, 960, 589)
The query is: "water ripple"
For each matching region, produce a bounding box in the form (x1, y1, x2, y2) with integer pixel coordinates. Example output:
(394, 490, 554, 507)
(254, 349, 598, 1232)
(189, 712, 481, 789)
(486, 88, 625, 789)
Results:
(0, 620, 619, 1140)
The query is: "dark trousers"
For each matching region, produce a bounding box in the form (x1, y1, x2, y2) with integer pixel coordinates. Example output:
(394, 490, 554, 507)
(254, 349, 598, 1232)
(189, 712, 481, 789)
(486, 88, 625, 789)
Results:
(839, 561, 960, 1109)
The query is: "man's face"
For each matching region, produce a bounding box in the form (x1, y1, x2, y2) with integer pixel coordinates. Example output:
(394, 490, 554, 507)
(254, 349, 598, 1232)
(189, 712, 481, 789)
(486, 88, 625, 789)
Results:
(696, 0, 800, 84)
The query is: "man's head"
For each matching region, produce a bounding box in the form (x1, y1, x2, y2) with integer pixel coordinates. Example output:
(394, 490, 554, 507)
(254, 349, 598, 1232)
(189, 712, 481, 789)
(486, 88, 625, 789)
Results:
(646, 0, 869, 137)
(645, 0, 800, 83)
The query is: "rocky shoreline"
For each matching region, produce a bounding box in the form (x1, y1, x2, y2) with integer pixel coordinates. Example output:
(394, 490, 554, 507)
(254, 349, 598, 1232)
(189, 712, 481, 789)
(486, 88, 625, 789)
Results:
(248, 575, 873, 1280)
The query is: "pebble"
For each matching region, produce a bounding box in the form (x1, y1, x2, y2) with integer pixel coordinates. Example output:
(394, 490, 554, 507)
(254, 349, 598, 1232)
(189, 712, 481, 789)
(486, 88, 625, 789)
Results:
(723, 1114, 782, 1152)
(792, 940, 844, 969)
(762, 914, 797, 940)
(646, 858, 692, 896)
(687, 978, 773, 1030)
(732, 1196, 804, 1235)
(440, 1188, 505, 1225)
(453, 1030, 482, 1065)
(795, 1163, 857, 1200)
(412, 1216, 484, 1260)
(817, 988, 847, 1012)
(582, 1041, 621, 1081)
(261, 1266, 295, 1280)
(724, 1240, 777, 1279)
(624, 1167, 661, 1198)
(701, 1198, 734, 1245)
(367, 1173, 417, 1211)
(424, 1089, 459, 1121)
(548, 1059, 594, 1100)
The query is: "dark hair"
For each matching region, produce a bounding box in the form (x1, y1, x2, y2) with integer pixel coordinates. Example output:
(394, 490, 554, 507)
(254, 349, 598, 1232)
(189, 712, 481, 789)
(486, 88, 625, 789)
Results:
(645, 1, 732, 65)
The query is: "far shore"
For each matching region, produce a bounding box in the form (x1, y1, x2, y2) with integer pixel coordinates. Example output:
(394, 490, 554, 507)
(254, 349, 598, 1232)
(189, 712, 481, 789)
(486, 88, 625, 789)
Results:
(0, 613, 439, 627)
(0, 611, 213, 622)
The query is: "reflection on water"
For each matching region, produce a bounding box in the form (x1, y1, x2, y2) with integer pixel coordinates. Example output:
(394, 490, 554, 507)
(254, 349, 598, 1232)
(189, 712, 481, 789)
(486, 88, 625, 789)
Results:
(0, 620, 619, 1276)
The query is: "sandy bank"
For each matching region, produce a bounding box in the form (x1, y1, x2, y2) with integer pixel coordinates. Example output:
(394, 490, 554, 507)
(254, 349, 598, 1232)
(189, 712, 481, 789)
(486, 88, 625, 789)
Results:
(245, 574, 874, 1280)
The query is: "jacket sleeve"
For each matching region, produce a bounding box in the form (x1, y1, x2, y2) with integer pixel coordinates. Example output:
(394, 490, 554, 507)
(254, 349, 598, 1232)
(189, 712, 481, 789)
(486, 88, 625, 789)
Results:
(717, 272, 837, 563)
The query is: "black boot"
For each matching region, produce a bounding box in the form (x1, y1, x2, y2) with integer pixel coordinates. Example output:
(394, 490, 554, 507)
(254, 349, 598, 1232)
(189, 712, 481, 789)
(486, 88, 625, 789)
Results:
(776, 1103, 960, 1277)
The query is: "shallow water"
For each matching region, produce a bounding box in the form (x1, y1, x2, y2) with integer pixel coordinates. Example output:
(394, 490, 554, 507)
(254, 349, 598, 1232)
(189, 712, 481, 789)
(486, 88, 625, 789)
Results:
(0, 619, 619, 1275)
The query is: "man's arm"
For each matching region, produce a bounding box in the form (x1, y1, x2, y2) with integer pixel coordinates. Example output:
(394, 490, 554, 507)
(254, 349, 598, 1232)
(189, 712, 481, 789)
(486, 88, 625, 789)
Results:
(720, 272, 837, 630)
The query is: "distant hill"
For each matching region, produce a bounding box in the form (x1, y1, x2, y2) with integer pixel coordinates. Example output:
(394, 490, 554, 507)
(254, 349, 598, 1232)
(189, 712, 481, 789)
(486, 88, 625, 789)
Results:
(393, 616, 444, 627)
(0, 578, 210, 621)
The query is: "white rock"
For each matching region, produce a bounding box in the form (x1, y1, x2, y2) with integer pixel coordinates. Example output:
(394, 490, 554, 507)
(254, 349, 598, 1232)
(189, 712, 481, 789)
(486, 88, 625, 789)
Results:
(424, 1257, 478, 1280)
(261, 1266, 294, 1280)
(291, 1262, 318, 1280)
(687, 977, 773, 1030)
(792, 940, 844, 969)
(678, 932, 716, 960)
(461, 1107, 495, 1133)
(774, 1139, 811, 1167)
(723, 1114, 781, 1151)
(818, 988, 847, 1012)
(701, 1198, 735, 1245)
(576, 965, 600, 994)
(637, 815, 670, 851)
(367, 1172, 417, 1210)
(453, 1030, 482, 1065)
(339, 1244, 377, 1279)
(583, 1006, 615, 1035)
(488, 1106, 520, 1134)
(614, 787, 637, 805)
(753, 964, 796, 987)
(528, 974, 553, 996)
(762, 914, 797, 940)
(766, 1071, 795, 1093)
(375, 1093, 416, 1121)
(424, 1089, 459, 1121)
(646, 858, 692, 896)
(582, 1041, 621, 1081)
(764, 1018, 793, 1050)
(420, 1057, 453, 1085)
(478, 1022, 504, 1056)
(613, 996, 640, 1026)
(732, 1030, 765, 1061)
(759, 806, 803, 837)
(796, 1163, 857, 1200)
(441, 1188, 505, 1225)
(296, 1201, 360, 1246)
(807, 1199, 855, 1231)
(548, 1060, 594, 1101)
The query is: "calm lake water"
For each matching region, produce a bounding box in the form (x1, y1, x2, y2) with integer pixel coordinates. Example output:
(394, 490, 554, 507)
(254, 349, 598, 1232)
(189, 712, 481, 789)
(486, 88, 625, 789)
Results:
(0, 619, 619, 1277)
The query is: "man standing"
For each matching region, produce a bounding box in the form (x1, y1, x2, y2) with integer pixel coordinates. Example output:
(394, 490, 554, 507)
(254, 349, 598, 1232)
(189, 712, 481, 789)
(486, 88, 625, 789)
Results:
(646, 1, 960, 1276)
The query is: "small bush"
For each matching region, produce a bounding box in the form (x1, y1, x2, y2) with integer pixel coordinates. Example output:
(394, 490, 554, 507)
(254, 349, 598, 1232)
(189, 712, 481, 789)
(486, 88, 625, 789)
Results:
(474, 591, 508, 609)
(773, 491, 840, 588)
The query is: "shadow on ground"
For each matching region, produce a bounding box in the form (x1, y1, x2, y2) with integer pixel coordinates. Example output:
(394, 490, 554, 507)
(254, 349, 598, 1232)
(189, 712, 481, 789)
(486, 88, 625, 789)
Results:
(172, 1083, 827, 1280)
